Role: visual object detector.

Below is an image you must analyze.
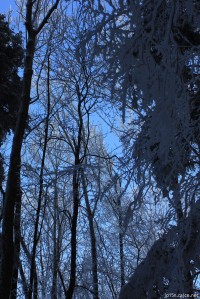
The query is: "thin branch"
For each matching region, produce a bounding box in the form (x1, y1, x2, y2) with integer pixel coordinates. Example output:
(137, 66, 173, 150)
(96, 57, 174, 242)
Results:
(35, 0, 60, 35)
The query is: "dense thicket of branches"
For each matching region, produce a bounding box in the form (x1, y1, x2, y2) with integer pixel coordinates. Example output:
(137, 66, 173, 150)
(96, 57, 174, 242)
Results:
(0, 1, 200, 298)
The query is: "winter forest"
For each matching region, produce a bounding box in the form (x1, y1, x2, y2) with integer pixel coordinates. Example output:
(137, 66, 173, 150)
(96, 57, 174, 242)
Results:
(0, 0, 200, 298)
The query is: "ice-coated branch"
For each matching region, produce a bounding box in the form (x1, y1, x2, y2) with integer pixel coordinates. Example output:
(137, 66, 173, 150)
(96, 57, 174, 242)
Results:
(119, 200, 200, 299)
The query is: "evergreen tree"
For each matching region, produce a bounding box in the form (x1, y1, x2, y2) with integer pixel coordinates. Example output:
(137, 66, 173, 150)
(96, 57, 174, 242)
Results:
(0, 14, 23, 184)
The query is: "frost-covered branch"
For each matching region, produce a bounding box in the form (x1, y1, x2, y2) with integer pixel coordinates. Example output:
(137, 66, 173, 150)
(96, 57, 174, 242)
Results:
(119, 199, 200, 299)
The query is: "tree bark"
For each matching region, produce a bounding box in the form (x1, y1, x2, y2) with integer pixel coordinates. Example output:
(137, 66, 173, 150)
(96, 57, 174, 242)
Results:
(51, 175, 58, 299)
(0, 18, 36, 299)
(65, 168, 80, 299)
(81, 170, 99, 299)
(118, 199, 125, 289)
(28, 51, 51, 299)
(66, 88, 83, 299)
(10, 196, 22, 299)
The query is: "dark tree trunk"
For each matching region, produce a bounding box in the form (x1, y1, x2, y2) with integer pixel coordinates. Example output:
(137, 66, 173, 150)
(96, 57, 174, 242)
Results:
(10, 197, 22, 299)
(51, 176, 58, 299)
(66, 89, 83, 299)
(81, 171, 99, 299)
(0, 25, 36, 299)
(0, 0, 60, 296)
(28, 52, 51, 299)
(113, 178, 125, 288)
(19, 259, 29, 299)
(65, 170, 80, 299)
(119, 212, 125, 288)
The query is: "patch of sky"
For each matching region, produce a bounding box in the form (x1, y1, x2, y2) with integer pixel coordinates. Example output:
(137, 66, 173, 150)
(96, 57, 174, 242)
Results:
(0, 0, 15, 14)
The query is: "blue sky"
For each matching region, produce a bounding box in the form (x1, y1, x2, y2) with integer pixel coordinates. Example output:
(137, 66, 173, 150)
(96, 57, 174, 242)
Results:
(0, 0, 16, 14)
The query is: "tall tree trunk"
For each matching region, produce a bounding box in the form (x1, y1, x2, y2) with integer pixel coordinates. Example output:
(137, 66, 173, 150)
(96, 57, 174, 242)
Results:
(0, 1, 60, 297)
(10, 196, 22, 299)
(114, 178, 125, 288)
(118, 203, 125, 288)
(65, 170, 80, 299)
(0, 186, 5, 224)
(28, 52, 51, 299)
(66, 90, 83, 299)
(81, 171, 99, 299)
(19, 259, 29, 299)
(51, 175, 58, 299)
(58, 269, 67, 297)
(0, 19, 36, 299)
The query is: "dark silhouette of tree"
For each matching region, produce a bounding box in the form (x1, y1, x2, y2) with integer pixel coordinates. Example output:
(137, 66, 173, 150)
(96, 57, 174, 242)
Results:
(78, 1, 200, 297)
(0, 14, 23, 185)
(0, 1, 60, 298)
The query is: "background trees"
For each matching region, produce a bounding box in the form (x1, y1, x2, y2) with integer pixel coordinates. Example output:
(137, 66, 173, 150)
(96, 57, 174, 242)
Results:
(1, 0, 200, 298)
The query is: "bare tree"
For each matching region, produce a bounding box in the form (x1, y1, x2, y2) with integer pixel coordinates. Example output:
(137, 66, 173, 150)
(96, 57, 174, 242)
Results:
(0, 1, 60, 297)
